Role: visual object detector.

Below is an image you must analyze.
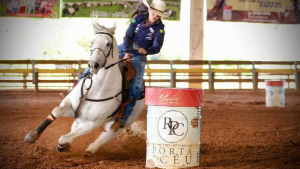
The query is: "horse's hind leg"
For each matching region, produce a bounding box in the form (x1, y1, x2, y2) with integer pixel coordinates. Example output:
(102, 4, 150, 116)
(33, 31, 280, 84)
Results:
(85, 121, 120, 154)
(24, 105, 75, 144)
(57, 121, 96, 152)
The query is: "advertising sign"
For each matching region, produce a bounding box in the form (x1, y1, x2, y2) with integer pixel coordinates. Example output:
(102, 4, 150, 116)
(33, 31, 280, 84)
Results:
(61, 0, 180, 20)
(207, 0, 300, 24)
(0, 0, 60, 18)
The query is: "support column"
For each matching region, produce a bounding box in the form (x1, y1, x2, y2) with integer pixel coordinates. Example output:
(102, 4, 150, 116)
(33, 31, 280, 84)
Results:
(189, 0, 204, 89)
(190, 0, 204, 61)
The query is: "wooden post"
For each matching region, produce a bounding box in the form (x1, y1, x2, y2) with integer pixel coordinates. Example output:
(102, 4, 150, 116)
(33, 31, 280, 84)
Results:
(237, 64, 242, 89)
(23, 73, 28, 89)
(78, 60, 82, 78)
(294, 61, 299, 91)
(208, 60, 214, 91)
(34, 72, 39, 93)
(169, 60, 176, 87)
(255, 72, 259, 90)
(211, 72, 215, 91)
(252, 61, 257, 90)
(31, 60, 35, 84)
(171, 72, 176, 88)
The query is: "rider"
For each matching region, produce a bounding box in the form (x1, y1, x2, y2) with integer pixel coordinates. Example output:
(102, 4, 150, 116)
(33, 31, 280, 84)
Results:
(70, 0, 171, 131)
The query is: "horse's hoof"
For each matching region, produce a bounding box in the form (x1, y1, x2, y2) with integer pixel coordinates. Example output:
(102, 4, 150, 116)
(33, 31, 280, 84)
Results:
(83, 151, 94, 158)
(24, 129, 40, 144)
(56, 142, 70, 152)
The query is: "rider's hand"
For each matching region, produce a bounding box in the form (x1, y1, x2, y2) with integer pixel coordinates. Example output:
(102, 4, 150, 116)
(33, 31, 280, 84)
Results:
(137, 48, 147, 55)
(124, 53, 133, 62)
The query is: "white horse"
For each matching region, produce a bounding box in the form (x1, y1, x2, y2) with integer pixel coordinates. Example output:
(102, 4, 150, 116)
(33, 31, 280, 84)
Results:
(24, 21, 145, 154)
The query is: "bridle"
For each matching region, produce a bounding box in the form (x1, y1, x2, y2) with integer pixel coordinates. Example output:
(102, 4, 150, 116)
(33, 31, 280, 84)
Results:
(74, 31, 122, 118)
(89, 31, 114, 69)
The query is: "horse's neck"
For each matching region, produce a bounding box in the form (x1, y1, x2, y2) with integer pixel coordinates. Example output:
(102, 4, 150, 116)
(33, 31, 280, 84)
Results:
(92, 65, 122, 95)
(91, 33, 121, 95)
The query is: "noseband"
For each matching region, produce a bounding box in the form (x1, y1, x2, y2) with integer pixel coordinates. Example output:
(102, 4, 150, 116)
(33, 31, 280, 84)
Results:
(89, 32, 114, 69)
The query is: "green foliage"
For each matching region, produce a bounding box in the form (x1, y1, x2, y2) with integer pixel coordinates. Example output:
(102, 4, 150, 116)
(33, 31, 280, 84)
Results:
(78, 36, 91, 52)
(60, 1, 180, 20)
(165, 5, 180, 20)
(0, 1, 8, 16)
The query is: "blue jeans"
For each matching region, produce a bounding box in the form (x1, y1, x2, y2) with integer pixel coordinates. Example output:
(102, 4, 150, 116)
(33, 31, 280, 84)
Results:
(80, 44, 147, 121)
(78, 67, 90, 81)
(119, 43, 147, 120)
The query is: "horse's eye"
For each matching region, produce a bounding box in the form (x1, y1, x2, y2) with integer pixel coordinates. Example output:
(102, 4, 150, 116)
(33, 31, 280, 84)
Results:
(106, 42, 111, 46)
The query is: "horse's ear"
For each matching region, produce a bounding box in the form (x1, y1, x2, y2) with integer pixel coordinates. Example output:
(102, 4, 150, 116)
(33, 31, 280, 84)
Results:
(92, 21, 101, 34)
(91, 11, 103, 33)
(107, 22, 116, 34)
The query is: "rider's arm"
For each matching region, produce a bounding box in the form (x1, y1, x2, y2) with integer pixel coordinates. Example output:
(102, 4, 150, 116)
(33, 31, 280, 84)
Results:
(146, 24, 165, 55)
(123, 15, 140, 52)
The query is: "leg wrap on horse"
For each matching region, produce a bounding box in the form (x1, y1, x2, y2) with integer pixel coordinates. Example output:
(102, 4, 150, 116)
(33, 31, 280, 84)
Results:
(36, 114, 56, 134)
(57, 142, 70, 152)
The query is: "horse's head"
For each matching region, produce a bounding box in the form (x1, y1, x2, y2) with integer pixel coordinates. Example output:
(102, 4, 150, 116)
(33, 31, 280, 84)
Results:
(89, 20, 117, 74)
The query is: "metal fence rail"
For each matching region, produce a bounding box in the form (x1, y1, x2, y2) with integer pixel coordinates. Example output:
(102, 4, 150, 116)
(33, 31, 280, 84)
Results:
(0, 60, 299, 92)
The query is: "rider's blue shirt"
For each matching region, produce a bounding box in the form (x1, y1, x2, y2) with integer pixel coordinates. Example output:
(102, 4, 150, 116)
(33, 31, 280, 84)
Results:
(123, 13, 165, 55)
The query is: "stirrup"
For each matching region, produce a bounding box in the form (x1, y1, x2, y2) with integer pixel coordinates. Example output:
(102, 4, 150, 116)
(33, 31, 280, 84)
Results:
(110, 118, 126, 132)
(118, 118, 126, 128)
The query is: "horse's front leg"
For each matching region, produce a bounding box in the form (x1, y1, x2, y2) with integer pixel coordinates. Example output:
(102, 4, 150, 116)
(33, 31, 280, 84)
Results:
(85, 100, 145, 154)
(57, 121, 96, 152)
(85, 121, 121, 154)
(24, 99, 75, 144)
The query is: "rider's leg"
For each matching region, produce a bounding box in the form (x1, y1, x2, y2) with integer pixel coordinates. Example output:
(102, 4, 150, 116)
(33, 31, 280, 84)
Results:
(122, 59, 146, 124)
(78, 66, 91, 82)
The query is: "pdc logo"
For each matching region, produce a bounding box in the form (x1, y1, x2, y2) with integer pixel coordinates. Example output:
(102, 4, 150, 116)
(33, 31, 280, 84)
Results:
(158, 110, 188, 143)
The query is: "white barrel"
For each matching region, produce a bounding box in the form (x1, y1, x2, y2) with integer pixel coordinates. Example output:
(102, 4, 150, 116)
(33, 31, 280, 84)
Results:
(265, 80, 285, 107)
(223, 6, 232, 20)
(145, 87, 204, 169)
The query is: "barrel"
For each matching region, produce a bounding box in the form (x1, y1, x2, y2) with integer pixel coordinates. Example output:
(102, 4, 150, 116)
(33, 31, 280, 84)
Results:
(265, 80, 285, 107)
(145, 87, 204, 168)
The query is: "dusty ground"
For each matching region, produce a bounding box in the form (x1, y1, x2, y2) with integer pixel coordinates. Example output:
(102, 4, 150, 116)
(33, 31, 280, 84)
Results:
(0, 90, 299, 169)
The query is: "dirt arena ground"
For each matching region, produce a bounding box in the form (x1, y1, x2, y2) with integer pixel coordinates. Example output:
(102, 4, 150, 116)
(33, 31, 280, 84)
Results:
(0, 90, 299, 169)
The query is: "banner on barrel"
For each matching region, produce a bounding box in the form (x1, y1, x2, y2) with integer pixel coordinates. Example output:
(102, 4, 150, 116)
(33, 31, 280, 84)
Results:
(207, 0, 300, 24)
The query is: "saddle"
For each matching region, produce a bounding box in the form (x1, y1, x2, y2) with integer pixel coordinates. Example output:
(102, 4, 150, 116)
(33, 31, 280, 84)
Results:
(110, 61, 141, 132)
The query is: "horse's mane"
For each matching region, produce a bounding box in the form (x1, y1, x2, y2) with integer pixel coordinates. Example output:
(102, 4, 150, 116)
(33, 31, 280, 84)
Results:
(98, 27, 115, 35)
(91, 11, 115, 35)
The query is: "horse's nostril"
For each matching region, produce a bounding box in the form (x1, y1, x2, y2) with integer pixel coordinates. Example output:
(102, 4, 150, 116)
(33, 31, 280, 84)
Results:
(94, 63, 100, 69)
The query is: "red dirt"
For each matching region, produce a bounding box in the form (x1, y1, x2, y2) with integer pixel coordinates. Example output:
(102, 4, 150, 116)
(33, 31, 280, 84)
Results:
(0, 90, 299, 169)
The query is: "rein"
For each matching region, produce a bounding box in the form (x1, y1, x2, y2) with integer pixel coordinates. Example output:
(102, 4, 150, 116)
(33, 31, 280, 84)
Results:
(104, 50, 138, 69)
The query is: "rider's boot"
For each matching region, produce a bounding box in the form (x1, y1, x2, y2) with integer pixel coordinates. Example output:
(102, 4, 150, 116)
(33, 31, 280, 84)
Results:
(110, 118, 126, 133)
(110, 96, 134, 132)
